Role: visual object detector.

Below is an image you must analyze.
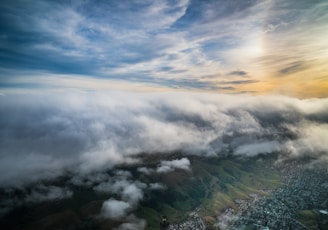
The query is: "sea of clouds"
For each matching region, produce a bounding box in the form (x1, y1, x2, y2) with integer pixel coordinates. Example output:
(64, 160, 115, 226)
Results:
(0, 91, 327, 228)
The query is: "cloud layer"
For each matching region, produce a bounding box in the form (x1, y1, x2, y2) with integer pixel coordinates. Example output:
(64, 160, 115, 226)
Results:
(0, 91, 328, 228)
(156, 158, 191, 173)
(1, 91, 327, 188)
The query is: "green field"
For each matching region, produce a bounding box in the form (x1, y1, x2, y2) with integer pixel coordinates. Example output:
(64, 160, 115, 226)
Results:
(298, 210, 328, 230)
(135, 154, 282, 229)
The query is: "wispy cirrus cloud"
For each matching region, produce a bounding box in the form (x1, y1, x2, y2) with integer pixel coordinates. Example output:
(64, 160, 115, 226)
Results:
(0, 0, 327, 95)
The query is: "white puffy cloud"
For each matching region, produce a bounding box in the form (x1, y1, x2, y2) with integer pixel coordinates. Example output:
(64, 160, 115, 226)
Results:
(101, 199, 131, 220)
(284, 123, 328, 158)
(114, 215, 146, 230)
(98, 180, 147, 227)
(137, 167, 154, 175)
(0, 91, 327, 189)
(89, 171, 146, 221)
(149, 183, 166, 190)
(156, 158, 191, 173)
(122, 183, 146, 205)
(235, 141, 281, 156)
(91, 171, 146, 208)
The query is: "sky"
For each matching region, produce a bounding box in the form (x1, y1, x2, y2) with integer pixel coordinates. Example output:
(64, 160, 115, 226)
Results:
(0, 0, 328, 97)
(1, 1, 328, 228)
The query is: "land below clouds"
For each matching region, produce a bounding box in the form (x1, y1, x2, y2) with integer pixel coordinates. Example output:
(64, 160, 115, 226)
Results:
(1, 151, 327, 230)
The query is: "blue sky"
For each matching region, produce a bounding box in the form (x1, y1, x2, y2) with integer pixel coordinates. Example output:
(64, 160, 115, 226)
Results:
(0, 0, 327, 96)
